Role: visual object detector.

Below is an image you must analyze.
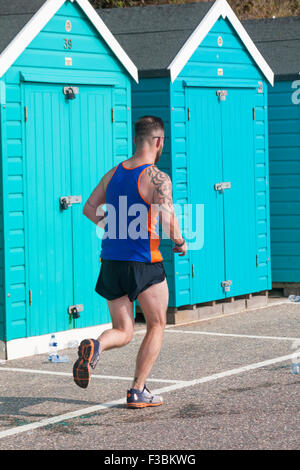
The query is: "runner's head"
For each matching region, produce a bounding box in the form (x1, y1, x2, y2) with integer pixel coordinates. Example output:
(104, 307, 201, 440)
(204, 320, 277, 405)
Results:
(134, 116, 165, 163)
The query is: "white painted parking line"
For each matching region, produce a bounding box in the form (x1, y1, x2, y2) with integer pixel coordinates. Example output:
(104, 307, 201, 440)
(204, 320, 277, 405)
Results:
(0, 398, 126, 440)
(0, 351, 298, 441)
(0, 367, 185, 384)
(134, 300, 295, 336)
(151, 352, 300, 396)
(163, 330, 300, 341)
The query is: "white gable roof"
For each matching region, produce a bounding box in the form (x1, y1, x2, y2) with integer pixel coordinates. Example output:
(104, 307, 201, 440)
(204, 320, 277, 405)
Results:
(0, 0, 138, 82)
(168, 0, 274, 85)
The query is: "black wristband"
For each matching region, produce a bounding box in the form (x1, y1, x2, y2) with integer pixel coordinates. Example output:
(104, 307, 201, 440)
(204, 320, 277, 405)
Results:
(175, 239, 185, 248)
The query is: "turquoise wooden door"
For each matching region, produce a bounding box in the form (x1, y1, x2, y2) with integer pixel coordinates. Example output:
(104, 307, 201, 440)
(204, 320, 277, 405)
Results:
(221, 88, 257, 298)
(24, 84, 73, 335)
(187, 86, 257, 303)
(24, 83, 112, 336)
(69, 85, 112, 328)
(187, 88, 226, 304)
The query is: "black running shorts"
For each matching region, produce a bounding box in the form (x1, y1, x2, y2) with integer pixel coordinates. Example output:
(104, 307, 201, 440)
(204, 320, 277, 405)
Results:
(95, 259, 166, 302)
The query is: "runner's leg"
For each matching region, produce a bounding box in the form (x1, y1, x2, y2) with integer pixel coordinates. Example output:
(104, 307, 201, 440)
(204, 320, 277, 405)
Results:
(132, 279, 169, 391)
(97, 295, 135, 352)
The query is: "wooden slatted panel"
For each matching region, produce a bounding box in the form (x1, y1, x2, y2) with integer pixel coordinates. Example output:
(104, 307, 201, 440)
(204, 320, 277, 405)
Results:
(268, 81, 300, 282)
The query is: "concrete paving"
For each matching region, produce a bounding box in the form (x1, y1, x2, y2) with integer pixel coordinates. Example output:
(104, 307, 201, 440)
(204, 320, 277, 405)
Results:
(0, 300, 299, 450)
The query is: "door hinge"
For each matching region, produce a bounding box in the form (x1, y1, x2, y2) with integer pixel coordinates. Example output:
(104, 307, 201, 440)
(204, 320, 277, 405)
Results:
(253, 108, 256, 120)
(256, 254, 259, 267)
(192, 264, 195, 278)
(29, 289, 32, 306)
(188, 108, 191, 121)
(24, 106, 28, 122)
(112, 108, 115, 123)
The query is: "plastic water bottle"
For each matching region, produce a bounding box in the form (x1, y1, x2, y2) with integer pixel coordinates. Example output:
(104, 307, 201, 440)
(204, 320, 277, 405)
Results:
(291, 363, 300, 374)
(51, 354, 69, 363)
(48, 334, 58, 362)
(288, 295, 300, 303)
(67, 340, 79, 349)
(48, 335, 69, 363)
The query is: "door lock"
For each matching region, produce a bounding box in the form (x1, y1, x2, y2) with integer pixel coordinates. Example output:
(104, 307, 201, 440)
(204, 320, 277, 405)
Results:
(214, 182, 231, 193)
(63, 87, 79, 100)
(217, 90, 228, 102)
(60, 195, 82, 210)
(221, 280, 232, 293)
(68, 304, 84, 319)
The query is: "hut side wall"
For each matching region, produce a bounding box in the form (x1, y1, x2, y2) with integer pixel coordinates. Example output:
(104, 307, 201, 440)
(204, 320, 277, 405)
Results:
(131, 77, 176, 306)
(268, 80, 300, 283)
(0, 103, 5, 341)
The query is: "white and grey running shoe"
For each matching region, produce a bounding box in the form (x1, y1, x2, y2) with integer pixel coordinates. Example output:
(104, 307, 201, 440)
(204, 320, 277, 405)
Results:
(127, 385, 163, 408)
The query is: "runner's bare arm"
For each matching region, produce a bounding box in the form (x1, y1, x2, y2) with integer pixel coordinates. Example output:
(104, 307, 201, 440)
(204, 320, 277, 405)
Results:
(149, 166, 187, 255)
(83, 167, 116, 226)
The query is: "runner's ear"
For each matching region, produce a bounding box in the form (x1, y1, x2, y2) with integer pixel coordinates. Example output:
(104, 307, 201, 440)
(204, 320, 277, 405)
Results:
(155, 137, 161, 148)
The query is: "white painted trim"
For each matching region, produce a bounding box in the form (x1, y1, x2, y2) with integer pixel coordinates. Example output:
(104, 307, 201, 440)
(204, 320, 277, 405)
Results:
(76, 0, 138, 82)
(168, 0, 222, 83)
(4, 322, 112, 360)
(0, 0, 65, 78)
(168, 0, 274, 86)
(223, 0, 274, 86)
(0, 0, 138, 82)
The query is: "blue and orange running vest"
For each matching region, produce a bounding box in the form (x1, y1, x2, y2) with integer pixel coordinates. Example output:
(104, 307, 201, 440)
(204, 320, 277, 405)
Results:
(100, 162, 163, 263)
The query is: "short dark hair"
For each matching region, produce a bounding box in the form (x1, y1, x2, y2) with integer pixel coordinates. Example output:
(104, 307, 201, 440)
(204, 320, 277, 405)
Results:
(135, 116, 164, 144)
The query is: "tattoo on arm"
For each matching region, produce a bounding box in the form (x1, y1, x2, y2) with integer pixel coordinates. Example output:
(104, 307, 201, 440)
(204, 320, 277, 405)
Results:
(147, 166, 173, 211)
(147, 167, 183, 242)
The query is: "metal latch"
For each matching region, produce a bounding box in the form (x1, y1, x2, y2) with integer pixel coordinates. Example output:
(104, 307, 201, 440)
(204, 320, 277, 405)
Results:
(221, 280, 232, 292)
(217, 90, 227, 101)
(68, 304, 84, 319)
(60, 195, 82, 210)
(214, 182, 231, 193)
(63, 87, 79, 100)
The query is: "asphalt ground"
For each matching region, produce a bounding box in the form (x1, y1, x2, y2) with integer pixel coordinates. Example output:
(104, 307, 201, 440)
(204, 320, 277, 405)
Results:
(0, 299, 299, 452)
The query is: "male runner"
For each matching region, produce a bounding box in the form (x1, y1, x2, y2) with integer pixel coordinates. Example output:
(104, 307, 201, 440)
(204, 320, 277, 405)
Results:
(73, 116, 187, 408)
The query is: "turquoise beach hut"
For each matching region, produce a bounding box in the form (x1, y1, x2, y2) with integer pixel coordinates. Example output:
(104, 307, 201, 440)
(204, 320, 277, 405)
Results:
(244, 17, 300, 295)
(0, 0, 138, 359)
(99, 0, 275, 309)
